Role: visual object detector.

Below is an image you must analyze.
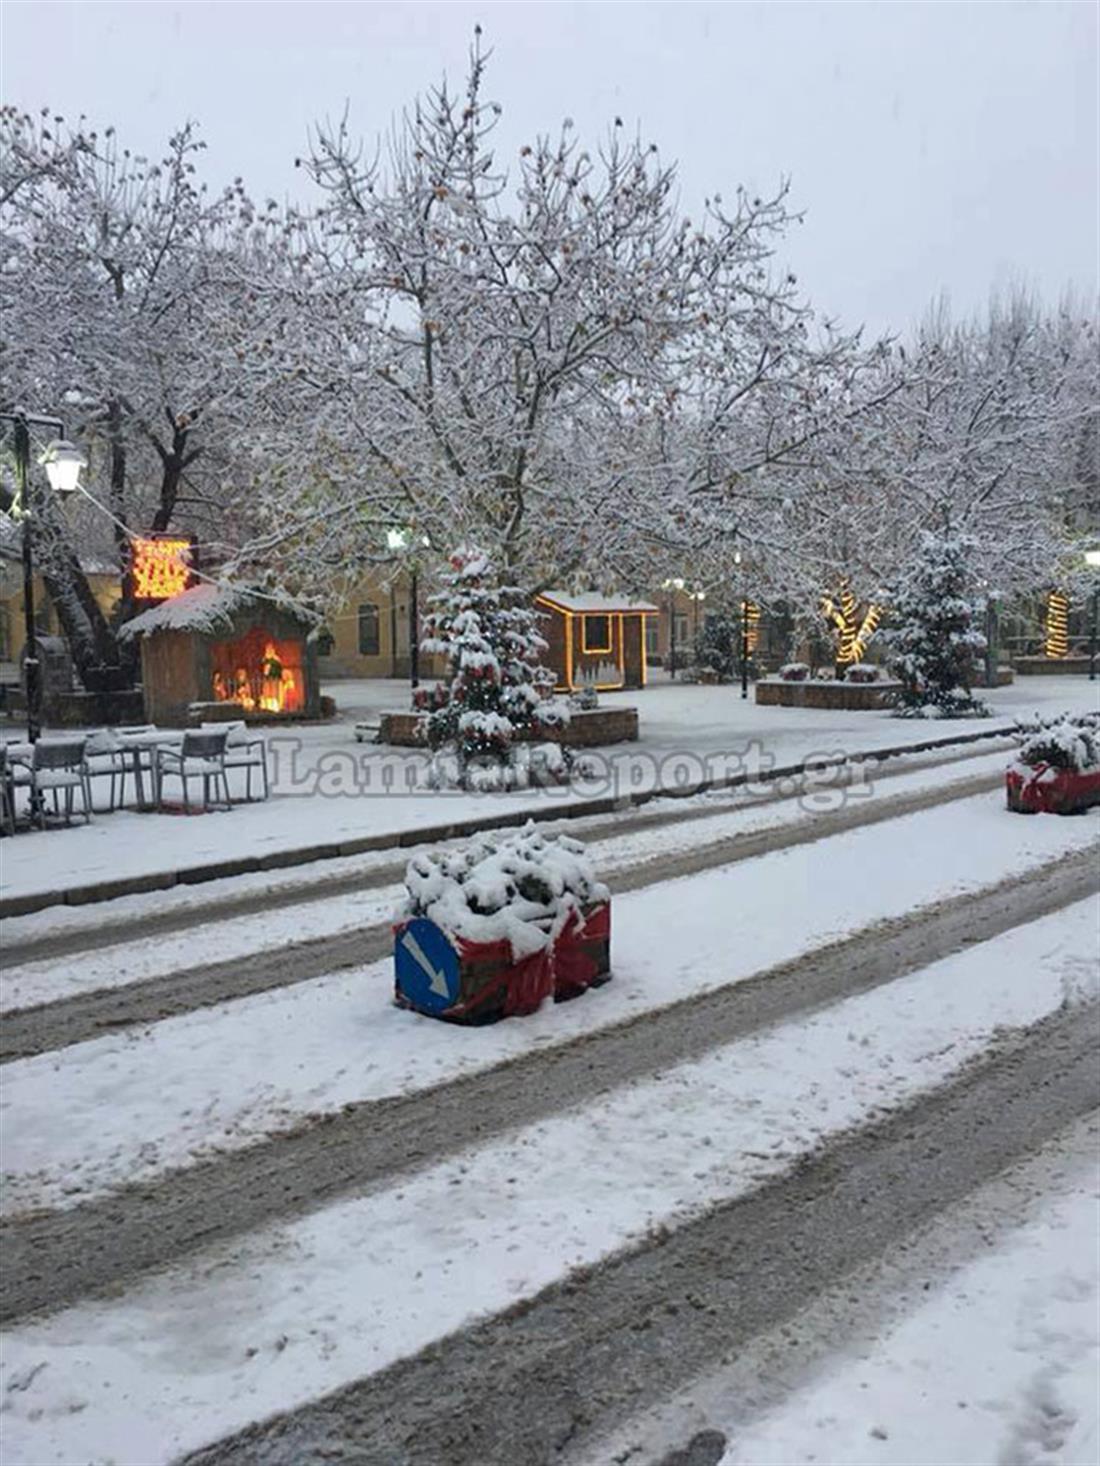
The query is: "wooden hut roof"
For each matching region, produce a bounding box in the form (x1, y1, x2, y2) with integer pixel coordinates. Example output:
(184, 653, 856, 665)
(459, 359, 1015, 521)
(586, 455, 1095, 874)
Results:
(537, 591, 658, 615)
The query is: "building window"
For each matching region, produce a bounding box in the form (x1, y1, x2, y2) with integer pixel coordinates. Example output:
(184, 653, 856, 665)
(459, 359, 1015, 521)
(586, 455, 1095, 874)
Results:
(0, 605, 9, 662)
(645, 618, 659, 657)
(673, 614, 689, 647)
(357, 603, 380, 657)
(315, 627, 335, 658)
(582, 614, 612, 653)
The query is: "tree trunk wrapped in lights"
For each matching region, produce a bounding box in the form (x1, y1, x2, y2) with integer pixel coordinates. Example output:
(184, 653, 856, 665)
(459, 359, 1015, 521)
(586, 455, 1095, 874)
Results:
(822, 581, 880, 677)
(1044, 590, 1069, 659)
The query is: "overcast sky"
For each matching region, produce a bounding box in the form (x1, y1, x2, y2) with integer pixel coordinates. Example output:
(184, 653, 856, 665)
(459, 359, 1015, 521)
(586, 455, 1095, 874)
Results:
(3, 2, 1096, 337)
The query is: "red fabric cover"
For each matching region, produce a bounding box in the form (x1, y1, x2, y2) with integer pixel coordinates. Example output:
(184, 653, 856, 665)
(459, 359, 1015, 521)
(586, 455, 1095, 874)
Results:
(454, 935, 556, 1019)
(553, 902, 611, 1000)
(1006, 764, 1100, 814)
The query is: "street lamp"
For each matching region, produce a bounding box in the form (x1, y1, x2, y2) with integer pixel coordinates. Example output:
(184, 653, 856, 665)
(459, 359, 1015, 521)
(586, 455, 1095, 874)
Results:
(1, 411, 86, 742)
(660, 577, 684, 678)
(1086, 548, 1100, 682)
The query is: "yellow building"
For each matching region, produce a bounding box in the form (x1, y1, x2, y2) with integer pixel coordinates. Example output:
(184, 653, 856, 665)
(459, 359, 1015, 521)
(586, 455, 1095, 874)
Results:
(0, 549, 121, 672)
(315, 570, 445, 681)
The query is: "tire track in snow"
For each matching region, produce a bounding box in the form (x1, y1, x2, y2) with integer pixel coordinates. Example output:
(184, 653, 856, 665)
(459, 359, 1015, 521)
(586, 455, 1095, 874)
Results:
(0, 764, 1006, 1061)
(181, 1002, 1100, 1466)
(1, 842, 1092, 1325)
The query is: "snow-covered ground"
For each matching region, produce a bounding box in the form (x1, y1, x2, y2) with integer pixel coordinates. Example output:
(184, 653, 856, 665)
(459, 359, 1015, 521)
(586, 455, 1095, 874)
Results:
(584, 1115, 1100, 1466)
(2, 899, 1096, 1466)
(1, 674, 1094, 903)
(3, 790, 1095, 1217)
(716, 1169, 1099, 1466)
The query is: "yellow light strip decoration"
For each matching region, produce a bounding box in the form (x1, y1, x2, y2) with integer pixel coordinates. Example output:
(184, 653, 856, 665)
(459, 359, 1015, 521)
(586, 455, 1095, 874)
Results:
(581, 614, 613, 655)
(823, 583, 880, 665)
(1044, 589, 1069, 659)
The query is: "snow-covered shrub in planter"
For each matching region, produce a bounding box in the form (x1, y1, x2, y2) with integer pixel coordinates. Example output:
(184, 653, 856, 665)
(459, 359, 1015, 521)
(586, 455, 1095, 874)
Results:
(843, 663, 880, 684)
(393, 823, 611, 1023)
(778, 662, 810, 682)
(1006, 714, 1100, 814)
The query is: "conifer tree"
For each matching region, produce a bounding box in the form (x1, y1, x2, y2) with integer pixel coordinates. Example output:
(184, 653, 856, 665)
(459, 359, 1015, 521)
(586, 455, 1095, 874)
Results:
(884, 528, 988, 717)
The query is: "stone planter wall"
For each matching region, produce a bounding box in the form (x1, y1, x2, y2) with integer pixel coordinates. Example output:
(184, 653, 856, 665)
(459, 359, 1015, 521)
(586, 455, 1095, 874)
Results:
(1013, 656, 1092, 677)
(41, 689, 147, 727)
(755, 678, 901, 711)
(378, 705, 639, 748)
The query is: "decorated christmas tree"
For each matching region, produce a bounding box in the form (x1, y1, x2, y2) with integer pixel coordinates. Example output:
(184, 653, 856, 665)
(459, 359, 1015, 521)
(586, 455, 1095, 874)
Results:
(418, 547, 560, 785)
(884, 528, 989, 718)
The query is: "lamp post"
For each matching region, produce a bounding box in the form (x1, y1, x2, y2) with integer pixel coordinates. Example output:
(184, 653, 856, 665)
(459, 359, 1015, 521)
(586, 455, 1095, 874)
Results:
(688, 588, 706, 653)
(387, 528, 425, 691)
(1086, 549, 1100, 682)
(660, 577, 685, 679)
(979, 581, 1000, 690)
(1, 412, 86, 743)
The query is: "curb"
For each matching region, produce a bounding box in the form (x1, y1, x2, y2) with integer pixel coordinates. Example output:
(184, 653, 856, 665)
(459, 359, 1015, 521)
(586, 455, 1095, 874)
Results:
(0, 725, 1016, 920)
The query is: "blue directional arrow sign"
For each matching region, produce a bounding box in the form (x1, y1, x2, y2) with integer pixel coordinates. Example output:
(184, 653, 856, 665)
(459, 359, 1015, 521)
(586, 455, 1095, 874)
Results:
(395, 918, 461, 1014)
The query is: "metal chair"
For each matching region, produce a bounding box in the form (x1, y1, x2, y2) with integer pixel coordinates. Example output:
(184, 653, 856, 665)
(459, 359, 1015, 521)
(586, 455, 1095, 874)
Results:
(0, 744, 16, 836)
(155, 728, 232, 812)
(12, 737, 94, 828)
(84, 729, 128, 812)
(203, 722, 269, 802)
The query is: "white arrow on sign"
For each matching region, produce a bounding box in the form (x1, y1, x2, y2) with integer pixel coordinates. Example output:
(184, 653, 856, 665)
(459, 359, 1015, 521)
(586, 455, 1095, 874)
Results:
(401, 929, 451, 998)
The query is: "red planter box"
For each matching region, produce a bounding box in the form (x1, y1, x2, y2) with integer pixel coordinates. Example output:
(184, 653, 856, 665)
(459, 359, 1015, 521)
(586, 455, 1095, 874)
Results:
(1006, 763, 1100, 815)
(394, 901, 611, 1024)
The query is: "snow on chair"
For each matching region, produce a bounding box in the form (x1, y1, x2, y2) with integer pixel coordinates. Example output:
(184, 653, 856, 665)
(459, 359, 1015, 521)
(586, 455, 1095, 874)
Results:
(20, 737, 94, 828)
(155, 728, 232, 814)
(201, 721, 269, 802)
(83, 728, 129, 812)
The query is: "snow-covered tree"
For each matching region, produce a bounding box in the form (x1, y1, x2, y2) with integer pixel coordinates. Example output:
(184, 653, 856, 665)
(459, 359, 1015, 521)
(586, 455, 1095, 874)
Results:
(418, 547, 558, 786)
(882, 527, 988, 718)
(227, 37, 885, 598)
(1, 107, 290, 677)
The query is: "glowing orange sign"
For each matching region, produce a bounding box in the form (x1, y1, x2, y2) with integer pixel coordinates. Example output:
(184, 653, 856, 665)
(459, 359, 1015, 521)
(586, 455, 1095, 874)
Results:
(131, 537, 192, 601)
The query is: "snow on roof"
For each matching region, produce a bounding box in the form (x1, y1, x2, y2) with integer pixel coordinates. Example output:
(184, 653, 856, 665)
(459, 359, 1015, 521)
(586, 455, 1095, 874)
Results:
(538, 590, 658, 615)
(118, 583, 252, 640)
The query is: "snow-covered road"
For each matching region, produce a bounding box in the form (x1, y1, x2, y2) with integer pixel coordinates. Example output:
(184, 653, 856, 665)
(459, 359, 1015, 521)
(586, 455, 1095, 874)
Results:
(2, 901, 1096, 1466)
(0, 729, 1096, 1466)
(3, 786, 1094, 1217)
